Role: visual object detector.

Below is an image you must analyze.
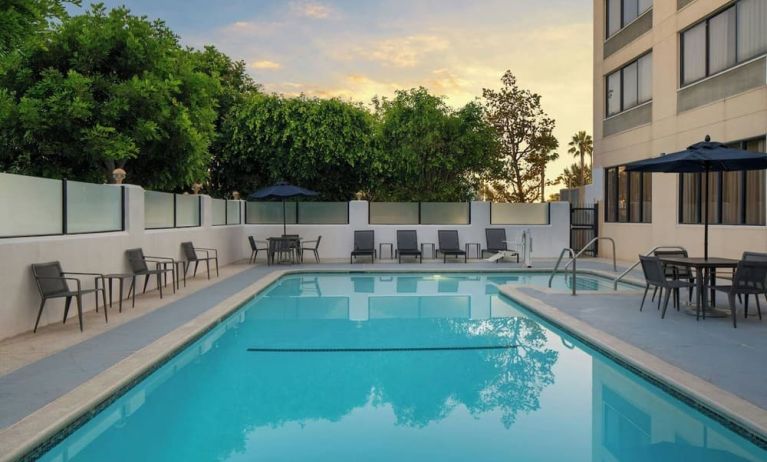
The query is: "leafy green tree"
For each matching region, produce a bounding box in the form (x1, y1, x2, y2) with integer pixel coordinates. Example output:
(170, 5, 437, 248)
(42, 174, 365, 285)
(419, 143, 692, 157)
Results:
(0, 0, 77, 54)
(567, 130, 593, 186)
(0, 4, 218, 190)
(370, 87, 500, 201)
(482, 71, 558, 202)
(220, 93, 375, 200)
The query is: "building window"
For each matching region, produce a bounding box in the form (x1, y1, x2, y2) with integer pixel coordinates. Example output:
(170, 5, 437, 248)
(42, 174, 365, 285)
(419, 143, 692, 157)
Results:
(606, 0, 652, 38)
(678, 137, 766, 225)
(606, 53, 652, 117)
(605, 166, 652, 223)
(681, 0, 767, 86)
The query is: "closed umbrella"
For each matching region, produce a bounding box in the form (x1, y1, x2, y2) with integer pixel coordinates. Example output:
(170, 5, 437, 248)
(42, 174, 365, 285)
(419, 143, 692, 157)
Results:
(248, 182, 318, 235)
(625, 136, 767, 259)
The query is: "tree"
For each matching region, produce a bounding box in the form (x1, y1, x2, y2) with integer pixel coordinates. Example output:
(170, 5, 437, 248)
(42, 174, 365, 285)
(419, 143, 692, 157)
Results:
(552, 162, 592, 189)
(567, 130, 593, 186)
(0, 4, 218, 190)
(0, 0, 78, 54)
(482, 71, 558, 202)
(220, 93, 375, 200)
(370, 87, 500, 201)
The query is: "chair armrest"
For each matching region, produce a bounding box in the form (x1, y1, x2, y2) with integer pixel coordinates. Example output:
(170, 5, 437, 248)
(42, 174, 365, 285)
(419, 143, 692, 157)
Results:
(195, 247, 218, 258)
(144, 255, 175, 261)
(302, 240, 318, 246)
(36, 276, 82, 292)
(62, 271, 104, 277)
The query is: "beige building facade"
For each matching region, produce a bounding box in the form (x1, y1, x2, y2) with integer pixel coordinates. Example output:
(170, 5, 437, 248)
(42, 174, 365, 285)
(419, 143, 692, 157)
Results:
(593, 0, 767, 261)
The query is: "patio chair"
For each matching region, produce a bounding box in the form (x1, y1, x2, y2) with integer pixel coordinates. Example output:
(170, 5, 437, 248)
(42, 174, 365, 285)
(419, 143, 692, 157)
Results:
(653, 249, 696, 306)
(350, 230, 376, 263)
(638, 256, 695, 320)
(437, 230, 466, 263)
(181, 242, 219, 279)
(30, 261, 107, 332)
(248, 236, 268, 264)
(481, 228, 519, 263)
(125, 248, 176, 301)
(741, 252, 767, 315)
(712, 260, 767, 328)
(301, 236, 322, 263)
(396, 230, 422, 263)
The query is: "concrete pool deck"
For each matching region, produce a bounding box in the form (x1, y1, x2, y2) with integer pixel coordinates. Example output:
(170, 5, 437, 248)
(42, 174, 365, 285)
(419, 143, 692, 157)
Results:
(1, 257, 766, 459)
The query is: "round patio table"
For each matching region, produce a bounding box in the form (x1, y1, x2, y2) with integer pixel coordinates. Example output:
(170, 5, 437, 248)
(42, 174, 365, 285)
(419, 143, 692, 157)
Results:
(657, 256, 739, 318)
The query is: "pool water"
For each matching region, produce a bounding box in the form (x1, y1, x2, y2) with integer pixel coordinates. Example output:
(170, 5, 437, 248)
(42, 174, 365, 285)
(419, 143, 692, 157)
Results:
(38, 273, 766, 461)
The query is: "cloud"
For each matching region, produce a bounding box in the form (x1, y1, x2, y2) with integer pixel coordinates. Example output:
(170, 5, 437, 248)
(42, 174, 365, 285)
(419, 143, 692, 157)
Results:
(336, 34, 450, 68)
(249, 60, 282, 70)
(290, 1, 333, 19)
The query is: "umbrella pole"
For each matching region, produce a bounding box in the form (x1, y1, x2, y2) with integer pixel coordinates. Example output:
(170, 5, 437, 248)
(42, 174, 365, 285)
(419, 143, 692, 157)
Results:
(704, 165, 709, 260)
(282, 200, 287, 236)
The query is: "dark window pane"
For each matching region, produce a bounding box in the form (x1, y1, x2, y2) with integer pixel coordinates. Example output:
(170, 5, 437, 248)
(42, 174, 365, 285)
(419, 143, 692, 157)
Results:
(737, 0, 767, 62)
(618, 167, 628, 222)
(745, 138, 766, 225)
(705, 172, 720, 224)
(607, 0, 621, 36)
(642, 173, 652, 222)
(607, 71, 621, 116)
(721, 171, 742, 224)
(623, 0, 638, 25)
(680, 173, 700, 224)
(622, 61, 638, 109)
(708, 7, 737, 75)
(637, 54, 652, 103)
(682, 22, 706, 84)
(607, 168, 618, 222)
(630, 171, 641, 222)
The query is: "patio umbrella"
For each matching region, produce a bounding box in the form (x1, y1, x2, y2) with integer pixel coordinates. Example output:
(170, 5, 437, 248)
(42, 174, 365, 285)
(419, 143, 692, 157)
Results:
(248, 181, 318, 235)
(625, 135, 767, 259)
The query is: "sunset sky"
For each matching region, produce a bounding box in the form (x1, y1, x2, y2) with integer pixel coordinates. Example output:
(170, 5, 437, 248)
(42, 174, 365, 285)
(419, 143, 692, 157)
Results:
(79, 0, 593, 190)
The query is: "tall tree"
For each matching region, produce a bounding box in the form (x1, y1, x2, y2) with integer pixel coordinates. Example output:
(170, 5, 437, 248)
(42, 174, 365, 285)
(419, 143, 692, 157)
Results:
(482, 71, 558, 202)
(0, 4, 218, 190)
(567, 130, 593, 186)
(551, 162, 592, 189)
(371, 87, 500, 201)
(0, 0, 78, 54)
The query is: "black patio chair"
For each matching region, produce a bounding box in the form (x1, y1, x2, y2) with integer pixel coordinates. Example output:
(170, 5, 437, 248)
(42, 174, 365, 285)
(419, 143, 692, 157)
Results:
(638, 255, 695, 320)
(181, 242, 219, 279)
(30, 261, 107, 332)
(712, 260, 767, 328)
(481, 228, 519, 263)
(350, 230, 376, 263)
(268, 237, 296, 265)
(653, 249, 696, 307)
(248, 236, 268, 264)
(437, 230, 466, 263)
(741, 252, 767, 314)
(301, 236, 322, 263)
(125, 248, 176, 302)
(396, 230, 422, 263)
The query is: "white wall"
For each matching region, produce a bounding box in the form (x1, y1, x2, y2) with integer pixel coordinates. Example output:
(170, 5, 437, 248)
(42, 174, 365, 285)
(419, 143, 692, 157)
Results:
(0, 186, 570, 340)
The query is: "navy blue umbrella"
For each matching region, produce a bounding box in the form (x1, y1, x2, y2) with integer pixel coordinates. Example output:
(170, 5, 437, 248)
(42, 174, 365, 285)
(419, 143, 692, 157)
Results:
(248, 182, 318, 235)
(625, 136, 767, 259)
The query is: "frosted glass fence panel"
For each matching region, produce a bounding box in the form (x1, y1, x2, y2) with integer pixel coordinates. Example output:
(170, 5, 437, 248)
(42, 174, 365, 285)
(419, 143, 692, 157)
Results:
(298, 202, 348, 224)
(144, 191, 174, 229)
(66, 181, 123, 233)
(246, 202, 297, 224)
(491, 203, 550, 225)
(226, 201, 241, 224)
(0, 172, 62, 237)
(369, 202, 419, 224)
(420, 202, 470, 225)
(212, 199, 226, 225)
(175, 195, 201, 227)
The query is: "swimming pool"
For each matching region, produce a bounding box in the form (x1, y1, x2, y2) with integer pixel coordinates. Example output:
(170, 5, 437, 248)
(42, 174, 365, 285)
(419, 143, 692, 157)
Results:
(36, 272, 766, 461)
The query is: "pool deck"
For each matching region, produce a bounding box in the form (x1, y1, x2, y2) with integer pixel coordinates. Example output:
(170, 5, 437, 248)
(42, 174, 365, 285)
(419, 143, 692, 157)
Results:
(1, 257, 766, 458)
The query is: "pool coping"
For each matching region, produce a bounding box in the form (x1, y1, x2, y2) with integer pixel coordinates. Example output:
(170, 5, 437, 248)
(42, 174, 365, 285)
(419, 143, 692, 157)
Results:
(500, 285, 767, 445)
(0, 266, 722, 461)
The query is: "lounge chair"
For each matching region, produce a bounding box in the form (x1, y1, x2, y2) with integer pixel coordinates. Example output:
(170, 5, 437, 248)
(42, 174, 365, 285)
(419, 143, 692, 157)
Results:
(350, 230, 375, 263)
(482, 228, 519, 263)
(31, 261, 107, 332)
(181, 242, 219, 279)
(301, 236, 322, 263)
(712, 260, 767, 328)
(248, 236, 269, 264)
(638, 255, 695, 319)
(126, 248, 177, 301)
(437, 230, 466, 263)
(396, 230, 422, 263)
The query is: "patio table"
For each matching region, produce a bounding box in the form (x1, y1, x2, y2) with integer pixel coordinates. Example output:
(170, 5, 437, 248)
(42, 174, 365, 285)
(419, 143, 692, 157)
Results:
(267, 236, 301, 264)
(657, 256, 739, 318)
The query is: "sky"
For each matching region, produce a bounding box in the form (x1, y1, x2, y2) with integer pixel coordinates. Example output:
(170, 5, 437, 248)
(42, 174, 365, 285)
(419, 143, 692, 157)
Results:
(75, 0, 594, 193)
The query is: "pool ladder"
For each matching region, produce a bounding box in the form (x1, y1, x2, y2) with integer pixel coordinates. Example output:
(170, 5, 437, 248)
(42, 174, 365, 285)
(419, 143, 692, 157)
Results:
(611, 245, 688, 290)
(548, 237, 617, 295)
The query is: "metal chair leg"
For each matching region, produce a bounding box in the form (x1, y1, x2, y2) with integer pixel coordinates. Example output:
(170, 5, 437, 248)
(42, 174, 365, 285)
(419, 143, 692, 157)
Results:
(661, 288, 671, 319)
(206, 259, 211, 279)
(34, 299, 47, 333)
(640, 284, 649, 311)
(76, 294, 84, 332)
(143, 275, 150, 294)
(62, 296, 72, 323)
(728, 293, 737, 328)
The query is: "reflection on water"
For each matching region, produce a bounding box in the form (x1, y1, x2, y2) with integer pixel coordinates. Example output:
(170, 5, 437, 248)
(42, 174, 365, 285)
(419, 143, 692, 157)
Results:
(38, 273, 766, 462)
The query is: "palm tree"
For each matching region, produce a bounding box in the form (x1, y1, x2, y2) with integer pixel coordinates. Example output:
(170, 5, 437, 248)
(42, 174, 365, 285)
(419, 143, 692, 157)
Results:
(567, 131, 593, 186)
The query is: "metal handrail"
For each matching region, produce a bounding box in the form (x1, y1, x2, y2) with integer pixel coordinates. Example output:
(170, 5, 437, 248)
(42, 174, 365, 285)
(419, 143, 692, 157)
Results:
(562, 237, 617, 272)
(612, 245, 688, 290)
(548, 247, 576, 295)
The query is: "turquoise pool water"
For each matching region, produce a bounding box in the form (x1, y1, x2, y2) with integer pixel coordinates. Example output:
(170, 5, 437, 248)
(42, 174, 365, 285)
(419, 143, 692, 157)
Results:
(38, 273, 766, 461)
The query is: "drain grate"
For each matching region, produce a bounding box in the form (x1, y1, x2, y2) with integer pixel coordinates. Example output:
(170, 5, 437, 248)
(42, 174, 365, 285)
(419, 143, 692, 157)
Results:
(246, 345, 519, 353)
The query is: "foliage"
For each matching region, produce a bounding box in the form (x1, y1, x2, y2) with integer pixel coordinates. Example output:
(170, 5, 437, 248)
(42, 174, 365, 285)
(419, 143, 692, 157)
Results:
(0, 0, 78, 54)
(220, 92, 375, 200)
(482, 71, 558, 202)
(0, 4, 218, 190)
(551, 162, 592, 189)
(567, 130, 593, 186)
(369, 87, 500, 201)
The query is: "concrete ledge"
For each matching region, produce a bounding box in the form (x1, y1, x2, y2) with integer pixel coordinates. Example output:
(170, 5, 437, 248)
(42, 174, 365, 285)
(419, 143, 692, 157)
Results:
(499, 285, 767, 441)
(603, 101, 652, 137)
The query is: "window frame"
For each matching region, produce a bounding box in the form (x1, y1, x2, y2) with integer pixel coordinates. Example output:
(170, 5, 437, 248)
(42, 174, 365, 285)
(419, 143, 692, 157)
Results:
(677, 136, 767, 226)
(680, 0, 767, 87)
(606, 0, 653, 39)
(605, 51, 653, 118)
(604, 165, 652, 223)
